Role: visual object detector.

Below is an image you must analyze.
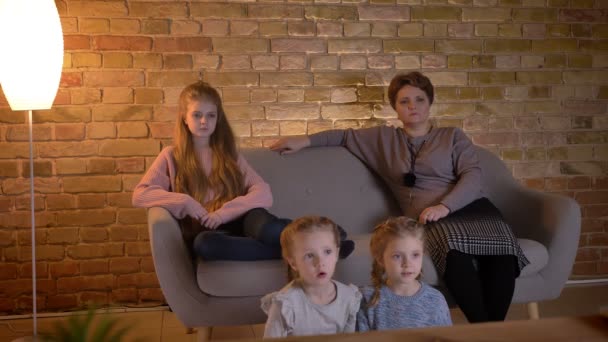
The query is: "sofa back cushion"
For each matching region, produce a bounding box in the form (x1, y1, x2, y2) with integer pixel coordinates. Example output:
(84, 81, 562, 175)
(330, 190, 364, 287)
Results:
(243, 147, 401, 235)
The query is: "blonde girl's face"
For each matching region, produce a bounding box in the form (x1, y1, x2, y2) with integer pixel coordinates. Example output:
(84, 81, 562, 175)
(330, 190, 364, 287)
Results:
(395, 85, 431, 128)
(184, 99, 218, 141)
(287, 229, 339, 288)
(380, 235, 423, 287)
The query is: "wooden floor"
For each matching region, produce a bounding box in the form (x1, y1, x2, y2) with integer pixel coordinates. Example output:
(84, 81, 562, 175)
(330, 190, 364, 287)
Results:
(0, 283, 606, 342)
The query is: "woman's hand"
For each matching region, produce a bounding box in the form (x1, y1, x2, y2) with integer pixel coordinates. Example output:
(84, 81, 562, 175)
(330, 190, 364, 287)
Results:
(201, 212, 223, 230)
(419, 204, 450, 224)
(269, 136, 311, 155)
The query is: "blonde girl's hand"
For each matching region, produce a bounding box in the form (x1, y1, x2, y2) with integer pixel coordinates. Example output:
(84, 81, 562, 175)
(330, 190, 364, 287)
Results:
(419, 204, 450, 224)
(201, 212, 223, 230)
(269, 136, 311, 155)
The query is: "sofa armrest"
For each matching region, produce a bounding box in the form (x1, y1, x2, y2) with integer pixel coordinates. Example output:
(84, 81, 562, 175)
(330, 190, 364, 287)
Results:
(501, 188, 581, 299)
(148, 207, 211, 327)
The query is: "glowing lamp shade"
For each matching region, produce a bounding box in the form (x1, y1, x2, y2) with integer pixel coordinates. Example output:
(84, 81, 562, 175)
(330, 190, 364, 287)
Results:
(0, 0, 64, 111)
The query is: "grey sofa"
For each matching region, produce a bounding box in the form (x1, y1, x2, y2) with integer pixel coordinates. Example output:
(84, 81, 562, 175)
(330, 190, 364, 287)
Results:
(147, 146, 581, 338)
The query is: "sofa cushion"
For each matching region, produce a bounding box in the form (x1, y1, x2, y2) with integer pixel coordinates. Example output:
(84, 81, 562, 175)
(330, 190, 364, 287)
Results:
(196, 235, 549, 297)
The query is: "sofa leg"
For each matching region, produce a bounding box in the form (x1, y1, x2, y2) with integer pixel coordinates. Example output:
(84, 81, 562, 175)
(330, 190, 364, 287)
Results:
(186, 327, 195, 334)
(527, 302, 540, 320)
(197, 327, 213, 342)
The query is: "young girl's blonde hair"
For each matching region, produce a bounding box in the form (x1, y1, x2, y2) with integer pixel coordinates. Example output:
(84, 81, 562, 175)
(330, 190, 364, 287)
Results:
(173, 81, 244, 212)
(368, 216, 425, 306)
(280, 216, 341, 282)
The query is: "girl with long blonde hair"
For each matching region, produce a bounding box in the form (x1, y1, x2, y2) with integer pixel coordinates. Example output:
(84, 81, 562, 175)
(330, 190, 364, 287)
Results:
(357, 216, 451, 331)
(132, 81, 289, 260)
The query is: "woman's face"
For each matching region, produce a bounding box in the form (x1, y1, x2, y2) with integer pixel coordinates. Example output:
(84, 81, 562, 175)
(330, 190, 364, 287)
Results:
(394, 85, 431, 128)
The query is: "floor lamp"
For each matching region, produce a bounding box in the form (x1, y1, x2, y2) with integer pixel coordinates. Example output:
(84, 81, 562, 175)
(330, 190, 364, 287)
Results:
(0, 0, 64, 340)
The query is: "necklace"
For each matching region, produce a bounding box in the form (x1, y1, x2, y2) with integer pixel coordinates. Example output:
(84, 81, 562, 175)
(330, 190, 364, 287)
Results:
(403, 139, 426, 188)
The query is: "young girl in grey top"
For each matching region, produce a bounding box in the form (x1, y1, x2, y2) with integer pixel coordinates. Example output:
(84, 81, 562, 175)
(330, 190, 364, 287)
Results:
(261, 216, 361, 338)
(357, 217, 451, 331)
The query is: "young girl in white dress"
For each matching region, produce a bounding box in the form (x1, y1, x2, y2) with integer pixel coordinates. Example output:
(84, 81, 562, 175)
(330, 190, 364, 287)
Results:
(261, 216, 361, 338)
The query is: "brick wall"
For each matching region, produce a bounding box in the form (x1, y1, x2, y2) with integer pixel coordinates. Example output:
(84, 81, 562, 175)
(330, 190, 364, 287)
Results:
(0, 0, 606, 314)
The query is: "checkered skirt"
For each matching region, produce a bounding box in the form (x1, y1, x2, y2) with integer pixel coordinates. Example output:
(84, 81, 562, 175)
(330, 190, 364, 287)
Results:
(425, 198, 530, 277)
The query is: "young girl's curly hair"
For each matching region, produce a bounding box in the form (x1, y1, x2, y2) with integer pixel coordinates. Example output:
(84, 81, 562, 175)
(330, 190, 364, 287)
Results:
(280, 216, 341, 282)
(368, 216, 425, 307)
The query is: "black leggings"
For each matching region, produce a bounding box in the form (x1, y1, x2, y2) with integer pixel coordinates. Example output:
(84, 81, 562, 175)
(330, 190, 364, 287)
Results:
(193, 208, 290, 261)
(443, 250, 518, 323)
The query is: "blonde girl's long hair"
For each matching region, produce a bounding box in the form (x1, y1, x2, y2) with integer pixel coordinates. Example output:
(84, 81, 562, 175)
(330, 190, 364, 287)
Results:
(173, 81, 244, 212)
(368, 216, 425, 307)
(280, 216, 341, 282)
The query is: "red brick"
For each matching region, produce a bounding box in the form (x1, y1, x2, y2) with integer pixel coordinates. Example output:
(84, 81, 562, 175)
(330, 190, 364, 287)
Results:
(80, 228, 110, 243)
(154, 37, 212, 52)
(57, 275, 114, 293)
(559, 9, 608, 23)
(54, 89, 71, 105)
(571, 261, 597, 275)
(77, 194, 107, 209)
(125, 242, 150, 256)
(544, 177, 568, 191)
(19, 262, 48, 278)
(575, 191, 608, 205)
(141, 257, 155, 273)
(523, 178, 544, 190)
(0, 264, 17, 280)
(111, 287, 138, 303)
(107, 193, 134, 208)
(581, 219, 605, 233)
(116, 158, 145, 173)
(588, 233, 608, 246)
(110, 226, 139, 241)
(110, 257, 140, 274)
(139, 287, 164, 302)
(595, 177, 608, 189)
(55, 123, 86, 141)
(93, 36, 152, 51)
(81, 260, 109, 275)
(116, 273, 158, 288)
(64, 35, 91, 50)
(471, 133, 519, 147)
(569, 176, 592, 189)
(598, 261, 608, 275)
(16, 295, 46, 312)
(576, 248, 601, 262)
(149, 122, 173, 139)
(80, 291, 110, 306)
(84, 71, 144, 87)
(50, 261, 79, 278)
(0, 297, 14, 314)
(583, 205, 608, 218)
(60, 72, 83, 88)
(0, 198, 13, 213)
(47, 294, 78, 310)
(1, 279, 34, 297)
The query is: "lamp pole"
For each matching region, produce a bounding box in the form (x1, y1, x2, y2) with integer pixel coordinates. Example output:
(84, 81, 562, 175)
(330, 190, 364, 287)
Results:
(28, 109, 37, 336)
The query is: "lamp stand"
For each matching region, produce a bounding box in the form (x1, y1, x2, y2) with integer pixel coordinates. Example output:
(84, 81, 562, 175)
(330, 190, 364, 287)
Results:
(28, 110, 37, 337)
(13, 111, 37, 342)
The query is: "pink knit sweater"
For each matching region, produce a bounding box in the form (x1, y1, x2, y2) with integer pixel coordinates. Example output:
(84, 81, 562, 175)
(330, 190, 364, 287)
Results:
(132, 146, 273, 224)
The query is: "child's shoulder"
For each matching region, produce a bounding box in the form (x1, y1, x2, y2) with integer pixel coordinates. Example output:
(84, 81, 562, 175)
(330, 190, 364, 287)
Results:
(334, 281, 362, 299)
(260, 281, 301, 312)
(358, 285, 375, 300)
(419, 282, 447, 302)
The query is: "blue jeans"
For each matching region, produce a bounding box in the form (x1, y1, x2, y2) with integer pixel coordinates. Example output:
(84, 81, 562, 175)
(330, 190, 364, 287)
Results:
(192, 208, 291, 261)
